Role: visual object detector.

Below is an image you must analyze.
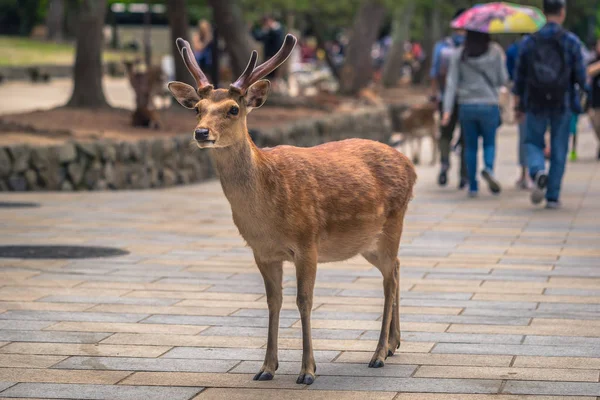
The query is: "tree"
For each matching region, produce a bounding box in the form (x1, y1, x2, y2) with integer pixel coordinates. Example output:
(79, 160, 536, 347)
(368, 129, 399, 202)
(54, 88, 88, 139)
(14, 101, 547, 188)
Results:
(339, 0, 386, 95)
(66, 0, 109, 108)
(207, 0, 254, 78)
(381, 0, 415, 87)
(167, 0, 196, 87)
(46, 0, 65, 41)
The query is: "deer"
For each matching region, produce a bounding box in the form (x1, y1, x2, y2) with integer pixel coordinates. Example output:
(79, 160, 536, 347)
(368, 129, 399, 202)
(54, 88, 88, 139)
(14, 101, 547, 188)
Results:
(168, 34, 417, 385)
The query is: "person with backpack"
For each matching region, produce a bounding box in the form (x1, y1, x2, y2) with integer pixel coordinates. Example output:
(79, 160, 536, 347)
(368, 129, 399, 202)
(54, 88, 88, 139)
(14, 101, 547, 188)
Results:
(430, 8, 468, 189)
(442, 31, 508, 198)
(512, 0, 587, 209)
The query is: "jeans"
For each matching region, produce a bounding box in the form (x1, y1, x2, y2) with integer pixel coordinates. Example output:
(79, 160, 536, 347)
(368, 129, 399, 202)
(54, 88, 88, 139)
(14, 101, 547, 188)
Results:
(518, 120, 527, 167)
(438, 102, 467, 181)
(525, 110, 571, 202)
(459, 104, 501, 192)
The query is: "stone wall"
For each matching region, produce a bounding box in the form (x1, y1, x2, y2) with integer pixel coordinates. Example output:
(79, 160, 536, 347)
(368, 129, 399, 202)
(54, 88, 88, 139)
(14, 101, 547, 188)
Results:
(0, 106, 398, 192)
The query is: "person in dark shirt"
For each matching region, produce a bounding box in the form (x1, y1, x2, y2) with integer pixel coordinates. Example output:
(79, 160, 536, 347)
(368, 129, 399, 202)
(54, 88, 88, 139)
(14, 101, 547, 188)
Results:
(252, 15, 285, 79)
(512, 0, 587, 209)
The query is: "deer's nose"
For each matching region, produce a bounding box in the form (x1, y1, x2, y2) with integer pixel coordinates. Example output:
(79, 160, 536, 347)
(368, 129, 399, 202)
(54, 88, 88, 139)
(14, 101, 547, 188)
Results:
(194, 128, 210, 141)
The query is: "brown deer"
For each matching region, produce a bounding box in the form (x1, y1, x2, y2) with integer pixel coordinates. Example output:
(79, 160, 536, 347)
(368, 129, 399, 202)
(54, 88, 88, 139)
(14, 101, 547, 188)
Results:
(168, 34, 417, 385)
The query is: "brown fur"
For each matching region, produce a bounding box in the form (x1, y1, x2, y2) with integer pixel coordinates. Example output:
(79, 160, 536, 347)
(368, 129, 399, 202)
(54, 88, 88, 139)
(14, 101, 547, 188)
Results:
(169, 45, 417, 386)
(125, 61, 164, 129)
(390, 102, 438, 165)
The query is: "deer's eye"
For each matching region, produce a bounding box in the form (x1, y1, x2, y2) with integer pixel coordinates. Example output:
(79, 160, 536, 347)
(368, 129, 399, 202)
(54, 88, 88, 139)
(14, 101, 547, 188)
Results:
(194, 107, 199, 116)
(228, 106, 239, 116)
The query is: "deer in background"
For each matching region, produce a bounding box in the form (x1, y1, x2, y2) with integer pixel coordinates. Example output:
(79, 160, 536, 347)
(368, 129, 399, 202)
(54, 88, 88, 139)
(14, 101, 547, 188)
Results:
(168, 34, 417, 385)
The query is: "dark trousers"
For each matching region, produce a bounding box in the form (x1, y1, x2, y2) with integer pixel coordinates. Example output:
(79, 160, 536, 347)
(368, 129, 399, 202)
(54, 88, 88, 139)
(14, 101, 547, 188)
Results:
(439, 102, 467, 181)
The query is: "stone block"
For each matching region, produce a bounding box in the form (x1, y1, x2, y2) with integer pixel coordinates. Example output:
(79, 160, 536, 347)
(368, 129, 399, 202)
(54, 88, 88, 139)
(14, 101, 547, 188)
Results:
(57, 142, 77, 163)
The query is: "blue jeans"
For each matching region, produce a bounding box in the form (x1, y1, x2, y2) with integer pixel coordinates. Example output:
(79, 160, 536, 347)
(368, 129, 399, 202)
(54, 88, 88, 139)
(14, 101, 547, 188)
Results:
(518, 120, 527, 167)
(525, 110, 571, 202)
(459, 104, 500, 192)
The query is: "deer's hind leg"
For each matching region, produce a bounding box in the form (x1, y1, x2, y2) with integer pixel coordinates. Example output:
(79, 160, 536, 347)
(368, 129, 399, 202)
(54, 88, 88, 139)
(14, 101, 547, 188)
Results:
(361, 208, 406, 367)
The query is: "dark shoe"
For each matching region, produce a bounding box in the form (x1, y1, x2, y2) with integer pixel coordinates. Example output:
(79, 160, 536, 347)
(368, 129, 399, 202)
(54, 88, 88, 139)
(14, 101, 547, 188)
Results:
(597, 148, 600, 160)
(531, 172, 548, 205)
(481, 169, 501, 194)
(458, 177, 468, 190)
(438, 167, 448, 187)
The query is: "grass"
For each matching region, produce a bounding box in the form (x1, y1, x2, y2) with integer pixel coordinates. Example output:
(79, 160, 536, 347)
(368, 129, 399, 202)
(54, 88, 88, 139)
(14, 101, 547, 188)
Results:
(0, 36, 136, 67)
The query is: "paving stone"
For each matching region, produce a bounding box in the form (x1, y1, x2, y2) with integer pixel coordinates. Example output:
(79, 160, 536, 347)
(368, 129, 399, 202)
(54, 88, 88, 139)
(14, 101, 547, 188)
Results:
(544, 288, 600, 296)
(162, 347, 340, 362)
(0, 368, 131, 384)
(360, 331, 524, 344)
(0, 320, 54, 330)
(0, 354, 66, 368)
(194, 388, 397, 400)
(142, 315, 298, 328)
(0, 382, 15, 391)
(31, 273, 157, 283)
(101, 333, 266, 348)
(231, 361, 417, 377)
(45, 322, 208, 335)
(414, 366, 599, 382)
(424, 273, 549, 282)
(200, 326, 363, 340)
(0, 330, 111, 344)
(121, 371, 300, 388)
(513, 356, 600, 370)
(524, 336, 600, 347)
(399, 299, 538, 310)
(400, 314, 531, 326)
(0, 311, 147, 323)
(433, 343, 600, 357)
(395, 395, 595, 400)
(54, 356, 238, 373)
(334, 352, 513, 367)
(306, 376, 501, 393)
(39, 296, 180, 306)
(0, 383, 202, 400)
(0, 343, 171, 358)
(502, 381, 600, 396)
(88, 304, 239, 317)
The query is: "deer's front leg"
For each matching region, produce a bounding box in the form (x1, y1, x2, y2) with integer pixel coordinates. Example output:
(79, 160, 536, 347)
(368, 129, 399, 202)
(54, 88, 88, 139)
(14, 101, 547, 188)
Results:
(254, 258, 283, 381)
(294, 247, 318, 385)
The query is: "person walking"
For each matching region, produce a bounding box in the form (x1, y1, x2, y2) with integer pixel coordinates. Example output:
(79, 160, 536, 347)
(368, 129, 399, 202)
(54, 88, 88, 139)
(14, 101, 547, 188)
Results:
(442, 31, 508, 198)
(506, 34, 532, 189)
(586, 38, 600, 160)
(512, 0, 587, 209)
(430, 8, 468, 189)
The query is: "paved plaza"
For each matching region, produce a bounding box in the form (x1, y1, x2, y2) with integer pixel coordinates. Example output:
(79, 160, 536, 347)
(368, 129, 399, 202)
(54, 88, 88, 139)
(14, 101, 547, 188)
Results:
(0, 122, 599, 399)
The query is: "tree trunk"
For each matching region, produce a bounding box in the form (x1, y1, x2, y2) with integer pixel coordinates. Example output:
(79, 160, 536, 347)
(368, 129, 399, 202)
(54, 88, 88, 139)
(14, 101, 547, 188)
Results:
(167, 0, 195, 87)
(46, 0, 65, 41)
(339, 0, 386, 95)
(381, 1, 416, 88)
(66, 0, 109, 108)
(207, 0, 254, 78)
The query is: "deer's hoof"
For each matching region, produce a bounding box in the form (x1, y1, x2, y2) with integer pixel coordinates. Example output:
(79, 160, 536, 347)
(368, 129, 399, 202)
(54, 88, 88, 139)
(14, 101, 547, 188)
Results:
(369, 359, 385, 368)
(253, 371, 274, 381)
(296, 373, 315, 385)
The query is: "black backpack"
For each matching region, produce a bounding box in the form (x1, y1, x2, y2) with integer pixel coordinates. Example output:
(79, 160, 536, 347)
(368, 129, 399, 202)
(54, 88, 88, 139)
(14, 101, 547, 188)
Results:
(527, 30, 571, 109)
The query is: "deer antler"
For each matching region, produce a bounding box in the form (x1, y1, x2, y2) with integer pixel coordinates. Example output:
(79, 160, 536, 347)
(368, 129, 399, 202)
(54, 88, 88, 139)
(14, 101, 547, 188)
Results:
(175, 37, 213, 94)
(230, 34, 297, 95)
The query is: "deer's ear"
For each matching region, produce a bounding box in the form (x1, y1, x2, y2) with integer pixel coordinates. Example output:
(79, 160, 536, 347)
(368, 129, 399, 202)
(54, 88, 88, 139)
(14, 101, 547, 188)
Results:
(245, 80, 270, 112)
(168, 81, 200, 109)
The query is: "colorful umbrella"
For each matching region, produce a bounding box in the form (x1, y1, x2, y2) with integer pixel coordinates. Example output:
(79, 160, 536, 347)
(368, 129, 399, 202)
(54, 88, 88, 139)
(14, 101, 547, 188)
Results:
(451, 2, 546, 34)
